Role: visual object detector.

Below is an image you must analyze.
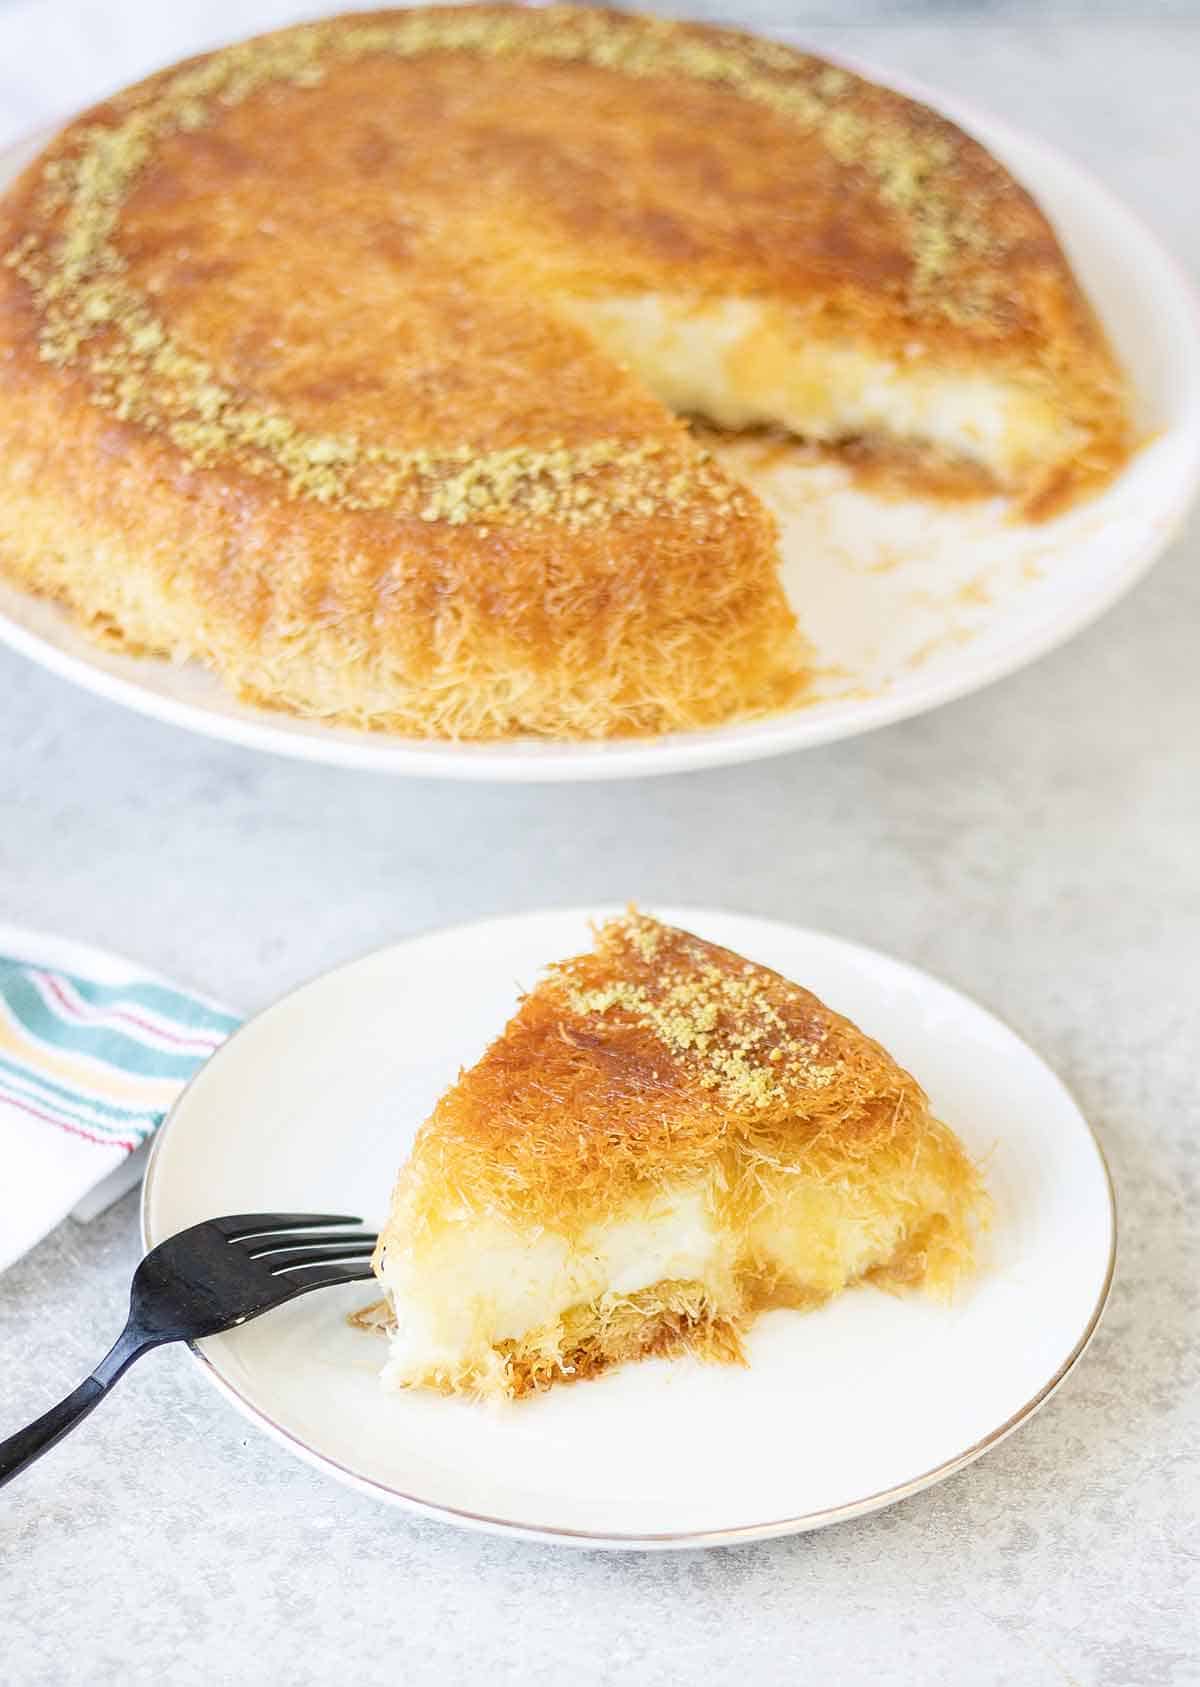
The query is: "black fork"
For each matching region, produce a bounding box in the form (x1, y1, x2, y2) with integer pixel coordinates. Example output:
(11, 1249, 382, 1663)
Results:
(0, 1212, 377, 1489)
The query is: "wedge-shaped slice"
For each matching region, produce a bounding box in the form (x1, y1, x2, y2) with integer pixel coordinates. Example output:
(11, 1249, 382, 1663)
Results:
(373, 912, 989, 1399)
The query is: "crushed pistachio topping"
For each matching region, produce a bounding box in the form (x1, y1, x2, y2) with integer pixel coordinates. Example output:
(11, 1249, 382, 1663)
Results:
(5, 7, 998, 517)
(622, 915, 665, 965)
(568, 922, 840, 1109)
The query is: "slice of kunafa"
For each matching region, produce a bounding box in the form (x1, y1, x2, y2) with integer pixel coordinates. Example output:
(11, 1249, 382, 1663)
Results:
(371, 910, 989, 1399)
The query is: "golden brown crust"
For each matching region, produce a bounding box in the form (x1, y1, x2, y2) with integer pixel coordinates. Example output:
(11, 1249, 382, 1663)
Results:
(385, 909, 976, 1239)
(487, 1280, 749, 1399)
(361, 1281, 751, 1401)
(0, 6, 1129, 738)
(375, 910, 990, 1398)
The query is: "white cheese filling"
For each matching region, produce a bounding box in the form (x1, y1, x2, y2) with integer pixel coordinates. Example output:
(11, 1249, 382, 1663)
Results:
(378, 1188, 722, 1387)
(558, 292, 1074, 484)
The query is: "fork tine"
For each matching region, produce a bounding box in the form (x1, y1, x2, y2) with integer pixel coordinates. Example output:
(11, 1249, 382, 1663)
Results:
(211, 1212, 363, 1240)
(279, 1261, 378, 1292)
(240, 1229, 377, 1259)
(262, 1238, 378, 1271)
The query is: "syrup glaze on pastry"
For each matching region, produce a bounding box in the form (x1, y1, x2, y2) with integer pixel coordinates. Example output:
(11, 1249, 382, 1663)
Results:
(0, 7, 1130, 739)
(372, 910, 989, 1399)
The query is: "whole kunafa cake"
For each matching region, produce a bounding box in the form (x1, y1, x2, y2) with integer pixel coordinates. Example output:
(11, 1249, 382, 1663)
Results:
(0, 6, 1129, 740)
(371, 911, 989, 1398)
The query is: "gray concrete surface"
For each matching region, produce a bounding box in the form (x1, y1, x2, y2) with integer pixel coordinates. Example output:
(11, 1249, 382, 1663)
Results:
(0, 11, 1197, 1687)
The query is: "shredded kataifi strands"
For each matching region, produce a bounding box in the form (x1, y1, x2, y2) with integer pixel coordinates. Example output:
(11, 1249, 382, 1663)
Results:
(374, 911, 990, 1399)
(0, 6, 1129, 739)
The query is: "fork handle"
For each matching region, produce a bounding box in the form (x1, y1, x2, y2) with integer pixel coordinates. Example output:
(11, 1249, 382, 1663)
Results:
(0, 1378, 109, 1488)
(0, 1324, 151, 1489)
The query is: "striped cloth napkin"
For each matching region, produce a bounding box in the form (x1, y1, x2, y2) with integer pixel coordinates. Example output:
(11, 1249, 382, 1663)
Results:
(0, 928, 240, 1272)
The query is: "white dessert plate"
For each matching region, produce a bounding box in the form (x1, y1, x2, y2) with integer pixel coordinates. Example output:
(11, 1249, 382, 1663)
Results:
(1, 69, 1199, 781)
(141, 906, 1115, 1548)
